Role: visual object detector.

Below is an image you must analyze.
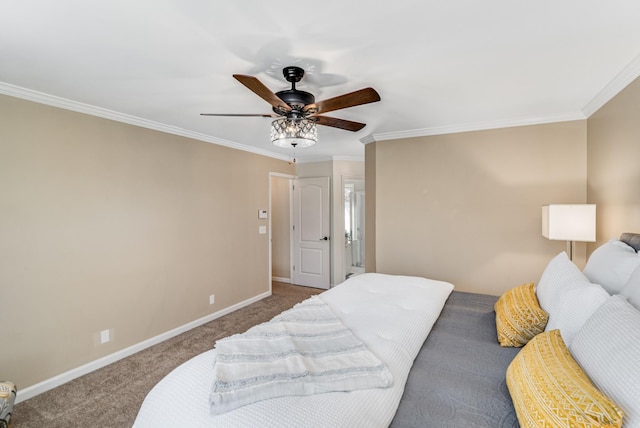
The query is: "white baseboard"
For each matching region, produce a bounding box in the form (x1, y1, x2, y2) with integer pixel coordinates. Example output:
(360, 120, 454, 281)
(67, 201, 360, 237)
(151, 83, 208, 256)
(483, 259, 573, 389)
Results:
(16, 290, 271, 404)
(272, 276, 291, 283)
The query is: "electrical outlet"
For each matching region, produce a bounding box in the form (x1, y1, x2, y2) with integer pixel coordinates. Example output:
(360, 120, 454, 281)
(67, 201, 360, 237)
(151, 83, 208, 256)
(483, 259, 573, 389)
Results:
(100, 329, 110, 344)
(209, 294, 215, 305)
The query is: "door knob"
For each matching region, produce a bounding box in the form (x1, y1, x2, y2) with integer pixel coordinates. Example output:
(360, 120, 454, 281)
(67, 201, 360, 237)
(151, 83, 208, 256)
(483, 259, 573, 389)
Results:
(319, 236, 329, 241)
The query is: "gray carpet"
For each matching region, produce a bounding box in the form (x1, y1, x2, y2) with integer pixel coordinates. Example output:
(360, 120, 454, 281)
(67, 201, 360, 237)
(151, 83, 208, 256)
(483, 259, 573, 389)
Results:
(12, 282, 322, 428)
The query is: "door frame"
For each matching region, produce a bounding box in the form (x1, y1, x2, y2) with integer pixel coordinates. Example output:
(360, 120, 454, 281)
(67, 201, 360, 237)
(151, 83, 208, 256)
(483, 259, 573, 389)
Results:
(268, 172, 296, 293)
(269, 173, 332, 290)
(340, 176, 366, 282)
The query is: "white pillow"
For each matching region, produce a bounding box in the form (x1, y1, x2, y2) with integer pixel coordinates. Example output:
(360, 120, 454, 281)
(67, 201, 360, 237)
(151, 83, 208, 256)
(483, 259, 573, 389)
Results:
(583, 239, 640, 294)
(536, 252, 589, 322)
(620, 265, 640, 310)
(570, 295, 640, 428)
(544, 280, 609, 346)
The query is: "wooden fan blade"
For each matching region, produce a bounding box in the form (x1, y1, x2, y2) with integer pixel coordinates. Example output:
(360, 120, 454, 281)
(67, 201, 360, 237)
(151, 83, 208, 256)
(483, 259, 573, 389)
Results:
(314, 115, 367, 132)
(233, 74, 291, 112)
(306, 87, 380, 115)
(200, 113, 277, 117)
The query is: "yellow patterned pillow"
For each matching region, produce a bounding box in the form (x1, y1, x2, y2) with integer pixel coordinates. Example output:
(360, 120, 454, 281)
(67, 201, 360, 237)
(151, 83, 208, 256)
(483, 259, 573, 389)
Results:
(506, 330, 624, 428)
(495, 283, 548, 347)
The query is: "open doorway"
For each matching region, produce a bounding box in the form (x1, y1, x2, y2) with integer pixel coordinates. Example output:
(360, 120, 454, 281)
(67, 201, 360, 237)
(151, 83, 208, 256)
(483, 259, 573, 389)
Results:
(344, 178, 365, 279)
(270, 174, 293, 284)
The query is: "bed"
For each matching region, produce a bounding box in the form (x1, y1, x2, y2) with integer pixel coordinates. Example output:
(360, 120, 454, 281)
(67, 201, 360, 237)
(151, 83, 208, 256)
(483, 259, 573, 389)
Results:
(391, 291, 520, 427)
(134, 274, 454, 427)
(135, 233, 640, 428)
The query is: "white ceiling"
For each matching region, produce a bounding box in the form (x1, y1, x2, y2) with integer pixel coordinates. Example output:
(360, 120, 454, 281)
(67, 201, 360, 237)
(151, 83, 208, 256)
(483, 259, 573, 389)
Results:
(2, 1, 640, 162)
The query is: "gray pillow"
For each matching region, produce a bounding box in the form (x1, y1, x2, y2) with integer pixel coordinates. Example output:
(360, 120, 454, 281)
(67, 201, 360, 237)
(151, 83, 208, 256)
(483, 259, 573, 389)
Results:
(583, 239, 640, 294)
(545, 280, 608, 346)
(536, 252, 587, 323)
(570, 295, 640, 428)
(620, 266, 640, 310)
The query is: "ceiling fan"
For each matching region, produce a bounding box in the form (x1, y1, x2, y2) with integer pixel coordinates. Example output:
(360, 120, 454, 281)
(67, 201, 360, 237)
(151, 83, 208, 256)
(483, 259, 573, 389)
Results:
(201, 66, 380, 148)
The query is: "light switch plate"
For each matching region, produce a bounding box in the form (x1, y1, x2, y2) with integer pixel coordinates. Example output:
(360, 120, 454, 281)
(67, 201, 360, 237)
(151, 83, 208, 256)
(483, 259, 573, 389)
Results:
(259, 226, 267, 234)
(258, 209, 268, 219)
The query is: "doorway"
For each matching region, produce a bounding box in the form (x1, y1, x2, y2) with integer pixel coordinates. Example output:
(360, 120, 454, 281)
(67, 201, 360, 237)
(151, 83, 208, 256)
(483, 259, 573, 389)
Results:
(269, 174, 331, 290)
(344, 179, 365, 279)
(270, 174, 294, 285)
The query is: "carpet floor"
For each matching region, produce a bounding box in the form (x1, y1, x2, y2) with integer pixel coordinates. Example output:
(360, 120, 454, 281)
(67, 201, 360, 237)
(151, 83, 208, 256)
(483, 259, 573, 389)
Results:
(12, 282, 322, 427)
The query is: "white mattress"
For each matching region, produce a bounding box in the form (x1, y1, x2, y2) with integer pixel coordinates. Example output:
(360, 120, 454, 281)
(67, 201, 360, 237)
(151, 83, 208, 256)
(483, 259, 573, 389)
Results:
(134, 273, 454, 428)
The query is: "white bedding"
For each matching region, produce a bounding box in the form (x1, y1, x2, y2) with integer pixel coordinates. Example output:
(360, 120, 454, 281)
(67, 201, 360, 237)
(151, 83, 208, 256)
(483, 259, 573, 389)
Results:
(211, 296, 393, 413)
(133, 273, 454, 428)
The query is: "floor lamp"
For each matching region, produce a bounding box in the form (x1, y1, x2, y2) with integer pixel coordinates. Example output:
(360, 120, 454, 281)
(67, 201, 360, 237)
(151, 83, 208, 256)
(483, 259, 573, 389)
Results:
(542, 204, 596, 261)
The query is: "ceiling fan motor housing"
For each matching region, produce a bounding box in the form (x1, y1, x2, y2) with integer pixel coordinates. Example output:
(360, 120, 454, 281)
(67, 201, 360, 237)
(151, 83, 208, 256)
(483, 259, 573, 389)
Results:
(274, 89, 315, 117)
(273, 66, 316, 117)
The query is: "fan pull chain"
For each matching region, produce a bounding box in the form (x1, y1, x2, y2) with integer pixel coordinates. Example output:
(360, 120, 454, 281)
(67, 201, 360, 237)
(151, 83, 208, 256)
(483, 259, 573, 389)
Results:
(288, 142, 298, 165)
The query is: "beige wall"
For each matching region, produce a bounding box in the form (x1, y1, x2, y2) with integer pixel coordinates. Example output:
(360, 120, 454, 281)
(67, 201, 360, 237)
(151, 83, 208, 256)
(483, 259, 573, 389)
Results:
(365, 143, 377, 273)
(0, 94, 294, 390)
(296, 160, 333, 178)
(367, 121, 588, 295)
(587, 76, 640, 250)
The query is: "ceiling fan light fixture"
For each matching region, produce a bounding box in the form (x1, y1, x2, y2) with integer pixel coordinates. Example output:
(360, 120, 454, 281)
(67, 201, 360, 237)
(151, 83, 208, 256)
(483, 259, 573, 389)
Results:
(270, 118, 317, 148)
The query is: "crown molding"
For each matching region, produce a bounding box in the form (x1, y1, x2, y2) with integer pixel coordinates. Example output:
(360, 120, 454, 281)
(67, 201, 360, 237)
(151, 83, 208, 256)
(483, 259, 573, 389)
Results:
(359, 134, 376, 145)
(289, 155, 364, 164)
(7, 60, 637, 155)
(362, 112, 585, 143)
(332, 155, 364, 162)
(582, 53, 640, 117)
(293, 156, 334, 164)
(0, 82, 289, 161)
(361, 55, 640, 146)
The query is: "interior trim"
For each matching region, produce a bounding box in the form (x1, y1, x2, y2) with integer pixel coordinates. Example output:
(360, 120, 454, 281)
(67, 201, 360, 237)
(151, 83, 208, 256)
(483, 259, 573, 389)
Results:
(0, 82, 289, 162)
(360, 112, 585, 144)
(361, 53, 640, 145)
(15, 290, 271, 404)
(5, 52, 640, 154)
(582, 52, 640, 117)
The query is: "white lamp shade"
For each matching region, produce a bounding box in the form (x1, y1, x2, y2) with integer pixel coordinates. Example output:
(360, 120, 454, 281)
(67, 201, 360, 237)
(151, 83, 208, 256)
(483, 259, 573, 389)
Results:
(541, 204, 596, 242)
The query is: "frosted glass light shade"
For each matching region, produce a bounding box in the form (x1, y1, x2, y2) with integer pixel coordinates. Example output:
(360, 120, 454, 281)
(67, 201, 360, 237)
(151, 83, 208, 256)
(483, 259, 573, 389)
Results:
(542, 204, 596, 242)
(271, 118, 317, 148)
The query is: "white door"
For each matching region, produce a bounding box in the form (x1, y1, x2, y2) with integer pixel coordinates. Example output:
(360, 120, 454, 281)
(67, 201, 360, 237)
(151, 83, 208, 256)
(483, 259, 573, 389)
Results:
(292, 177, 330, 289)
